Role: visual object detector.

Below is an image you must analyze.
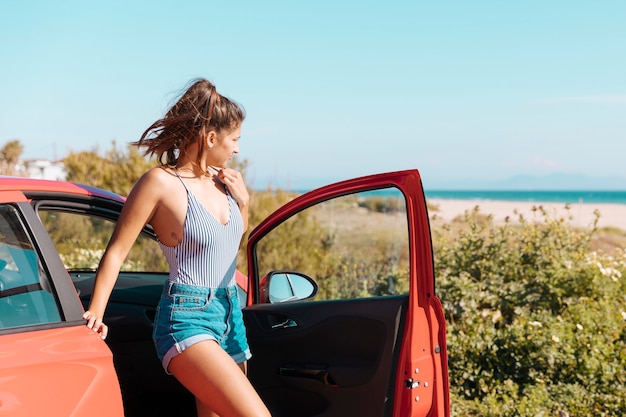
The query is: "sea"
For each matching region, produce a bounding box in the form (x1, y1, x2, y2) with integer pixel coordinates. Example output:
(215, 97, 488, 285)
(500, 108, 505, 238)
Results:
(423, 190, 626, 205)
(289, 188, 626, 205)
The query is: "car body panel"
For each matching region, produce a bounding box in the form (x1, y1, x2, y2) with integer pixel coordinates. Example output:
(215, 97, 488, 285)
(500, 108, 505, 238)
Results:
(0, 326, 123, 417)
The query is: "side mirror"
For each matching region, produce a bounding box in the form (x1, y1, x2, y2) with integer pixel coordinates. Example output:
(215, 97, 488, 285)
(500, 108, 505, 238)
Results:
(261, 271, 318, 304)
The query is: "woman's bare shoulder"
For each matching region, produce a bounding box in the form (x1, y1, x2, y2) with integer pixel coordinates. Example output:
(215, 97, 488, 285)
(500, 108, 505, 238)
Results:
(142, 165, 177, 180)
(132, 166, 182, 197)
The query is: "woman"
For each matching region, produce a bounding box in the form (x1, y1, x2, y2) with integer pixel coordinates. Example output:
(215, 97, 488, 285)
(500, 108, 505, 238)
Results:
(83, 78, 271, 417)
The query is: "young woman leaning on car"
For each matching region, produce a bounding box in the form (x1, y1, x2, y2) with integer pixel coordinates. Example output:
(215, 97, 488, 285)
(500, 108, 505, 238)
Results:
(83, 78, 271, 417)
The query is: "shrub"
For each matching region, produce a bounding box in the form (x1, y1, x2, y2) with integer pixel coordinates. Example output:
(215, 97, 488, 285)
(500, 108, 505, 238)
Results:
(434, 205, 626, 416)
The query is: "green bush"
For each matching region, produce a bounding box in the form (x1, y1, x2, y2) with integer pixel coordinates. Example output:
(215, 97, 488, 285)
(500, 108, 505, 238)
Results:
(434, 205, 626, 416)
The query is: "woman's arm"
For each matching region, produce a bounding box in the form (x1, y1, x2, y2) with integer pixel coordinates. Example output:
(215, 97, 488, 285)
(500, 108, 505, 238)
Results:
(83, 169, 163, 338)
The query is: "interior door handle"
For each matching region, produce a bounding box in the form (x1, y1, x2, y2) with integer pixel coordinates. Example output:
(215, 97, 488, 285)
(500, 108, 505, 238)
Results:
(271, 318, 298, 329)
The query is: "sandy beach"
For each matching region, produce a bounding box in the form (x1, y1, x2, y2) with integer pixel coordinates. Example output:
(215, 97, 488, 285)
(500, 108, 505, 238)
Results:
(428, 199, 626, 231)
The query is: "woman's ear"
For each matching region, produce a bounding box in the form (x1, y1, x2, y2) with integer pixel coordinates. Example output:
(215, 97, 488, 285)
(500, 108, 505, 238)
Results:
(206, 130, 217, 148)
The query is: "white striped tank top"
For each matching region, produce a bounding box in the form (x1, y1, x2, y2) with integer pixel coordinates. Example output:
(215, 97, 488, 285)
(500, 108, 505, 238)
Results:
(159, 172, 244, 287)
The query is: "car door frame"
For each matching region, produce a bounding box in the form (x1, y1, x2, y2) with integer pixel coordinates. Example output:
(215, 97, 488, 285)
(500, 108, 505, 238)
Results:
(0, 194, 87, 326)
(245, 169, 450, 417)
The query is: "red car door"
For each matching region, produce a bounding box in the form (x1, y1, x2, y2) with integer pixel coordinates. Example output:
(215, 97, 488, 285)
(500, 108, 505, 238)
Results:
(244, 170, 450, 417)
(0, 191, 123, 417)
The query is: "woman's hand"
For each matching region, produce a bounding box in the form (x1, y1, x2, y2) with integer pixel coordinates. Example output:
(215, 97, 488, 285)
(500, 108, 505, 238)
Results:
(83, 310, 109, 340)
(217, 168, 249, 208)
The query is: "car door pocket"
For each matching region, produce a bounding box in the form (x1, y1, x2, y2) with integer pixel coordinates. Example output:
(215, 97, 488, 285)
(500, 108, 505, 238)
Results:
(279, 364, 337, 387)
(278, 363, 373, 388)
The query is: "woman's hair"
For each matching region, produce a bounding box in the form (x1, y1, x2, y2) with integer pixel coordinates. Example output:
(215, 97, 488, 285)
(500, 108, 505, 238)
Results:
(133, 78, 245, 167)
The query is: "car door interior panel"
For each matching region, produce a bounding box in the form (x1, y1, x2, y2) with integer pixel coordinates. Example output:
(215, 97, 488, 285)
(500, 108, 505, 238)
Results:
(244, 295, 408, 417)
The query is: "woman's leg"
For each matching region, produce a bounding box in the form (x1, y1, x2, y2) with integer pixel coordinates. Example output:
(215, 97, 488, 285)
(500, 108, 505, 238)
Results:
(168, 340, 270, 417)
(195, 400, 219, 417)
(194, 361, 252, 417)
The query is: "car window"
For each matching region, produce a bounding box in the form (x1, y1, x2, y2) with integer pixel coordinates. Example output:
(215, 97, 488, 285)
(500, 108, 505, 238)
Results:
(38, 210, 168, 272)
(36, 209, 251, 308)
(254, 187, 409, 301)
(0, 205, 62, 329)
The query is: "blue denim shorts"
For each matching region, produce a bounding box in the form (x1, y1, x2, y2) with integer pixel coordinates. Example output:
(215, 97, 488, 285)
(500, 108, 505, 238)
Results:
(153, 281, 251, 373)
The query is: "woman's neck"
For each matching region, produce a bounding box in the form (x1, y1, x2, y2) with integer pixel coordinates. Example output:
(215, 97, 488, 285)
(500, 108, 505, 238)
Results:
(175, 161, 221, 177)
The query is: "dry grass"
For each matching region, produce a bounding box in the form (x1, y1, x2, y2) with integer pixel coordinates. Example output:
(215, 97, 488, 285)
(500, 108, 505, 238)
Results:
(590, 227, 626, 254)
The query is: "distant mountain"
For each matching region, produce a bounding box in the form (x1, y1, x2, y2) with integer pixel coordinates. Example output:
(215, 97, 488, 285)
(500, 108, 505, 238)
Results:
(426, 173, 626, 191)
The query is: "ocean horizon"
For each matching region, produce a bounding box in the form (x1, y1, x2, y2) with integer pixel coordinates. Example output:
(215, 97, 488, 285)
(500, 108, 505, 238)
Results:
(285, 188, 626, 205)
(423, 190, 626, 205)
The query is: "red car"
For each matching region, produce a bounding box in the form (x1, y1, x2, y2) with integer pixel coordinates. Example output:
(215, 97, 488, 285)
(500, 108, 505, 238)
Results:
(0, 170, 449, 417)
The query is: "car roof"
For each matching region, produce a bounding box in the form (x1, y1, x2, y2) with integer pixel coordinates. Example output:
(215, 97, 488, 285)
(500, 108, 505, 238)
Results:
(0, 176, 126, 203)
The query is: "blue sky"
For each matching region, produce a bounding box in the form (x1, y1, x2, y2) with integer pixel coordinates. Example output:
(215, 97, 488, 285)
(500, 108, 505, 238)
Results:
(1, 0, 625, 190)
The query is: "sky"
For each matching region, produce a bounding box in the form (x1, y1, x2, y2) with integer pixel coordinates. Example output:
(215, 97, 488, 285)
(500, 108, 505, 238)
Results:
(1, 0, 625, 190)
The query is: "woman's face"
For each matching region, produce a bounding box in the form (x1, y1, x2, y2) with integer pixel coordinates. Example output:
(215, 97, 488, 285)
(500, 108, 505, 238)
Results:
(208, 126, 241, 168)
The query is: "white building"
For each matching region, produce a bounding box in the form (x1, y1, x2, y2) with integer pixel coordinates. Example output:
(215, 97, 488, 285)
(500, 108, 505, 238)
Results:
(20, 159, 67, 181)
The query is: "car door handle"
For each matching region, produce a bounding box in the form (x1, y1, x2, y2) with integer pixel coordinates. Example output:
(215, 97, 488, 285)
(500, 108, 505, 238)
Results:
(271, 318, 298, 329)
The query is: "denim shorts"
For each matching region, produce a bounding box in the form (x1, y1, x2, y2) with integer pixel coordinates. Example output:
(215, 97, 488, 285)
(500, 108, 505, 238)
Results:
(153, 281, 251, 374)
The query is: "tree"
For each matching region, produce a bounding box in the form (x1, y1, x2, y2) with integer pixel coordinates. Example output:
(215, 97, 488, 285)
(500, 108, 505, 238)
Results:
(0, 140, 24, 175)
(63, 141, 153, 196)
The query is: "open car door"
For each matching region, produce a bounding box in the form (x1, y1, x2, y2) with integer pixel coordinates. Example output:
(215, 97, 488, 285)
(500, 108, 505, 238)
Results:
(244, 169, 449, 417)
